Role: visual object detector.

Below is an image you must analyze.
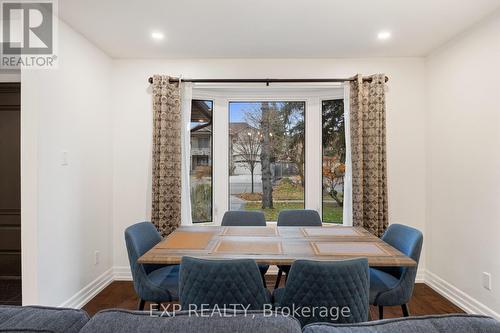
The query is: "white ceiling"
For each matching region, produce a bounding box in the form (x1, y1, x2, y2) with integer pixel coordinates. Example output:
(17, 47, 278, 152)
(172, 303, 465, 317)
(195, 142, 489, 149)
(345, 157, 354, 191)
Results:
(59, 0, 500, 59)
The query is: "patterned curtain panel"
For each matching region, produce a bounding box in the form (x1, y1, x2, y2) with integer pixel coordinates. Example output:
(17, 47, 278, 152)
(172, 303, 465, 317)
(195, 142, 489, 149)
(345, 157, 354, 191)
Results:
(350, 74, 388, 237)
(151, 75, 181, 236)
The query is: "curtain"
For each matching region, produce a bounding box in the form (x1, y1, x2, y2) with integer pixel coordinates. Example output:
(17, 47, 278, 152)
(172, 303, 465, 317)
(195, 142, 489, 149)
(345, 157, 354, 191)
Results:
(151, 75, 182, 236)
(180, 82, 193, 226)
(350, 74, 388, 237)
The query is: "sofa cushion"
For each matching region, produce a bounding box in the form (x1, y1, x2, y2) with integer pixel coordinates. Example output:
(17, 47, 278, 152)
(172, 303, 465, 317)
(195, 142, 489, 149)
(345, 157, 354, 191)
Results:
(0, 305, 89, 333)
(302, 314, 500, 333)
(80, 309, 302, 333)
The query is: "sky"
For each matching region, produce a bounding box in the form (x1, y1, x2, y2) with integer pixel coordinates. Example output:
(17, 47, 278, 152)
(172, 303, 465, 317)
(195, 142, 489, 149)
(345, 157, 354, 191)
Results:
(229, 102, 261, 123)
(190, 101, 263, 127)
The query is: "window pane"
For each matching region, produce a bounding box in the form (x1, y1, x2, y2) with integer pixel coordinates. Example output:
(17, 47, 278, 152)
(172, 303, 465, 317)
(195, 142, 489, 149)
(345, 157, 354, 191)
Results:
(190, 100, 213, 223)
(229, 101, 305, 221)
(322, 99, 345, 224)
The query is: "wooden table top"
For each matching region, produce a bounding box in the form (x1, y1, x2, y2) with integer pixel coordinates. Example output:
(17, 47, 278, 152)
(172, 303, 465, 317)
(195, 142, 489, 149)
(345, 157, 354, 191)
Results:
(138, 225, 416, 267)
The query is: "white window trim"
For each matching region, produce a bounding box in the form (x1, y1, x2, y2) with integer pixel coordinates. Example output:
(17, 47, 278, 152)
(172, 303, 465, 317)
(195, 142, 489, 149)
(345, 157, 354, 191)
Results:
(342, 84, 353, 226)
(192, 85, 350, 225)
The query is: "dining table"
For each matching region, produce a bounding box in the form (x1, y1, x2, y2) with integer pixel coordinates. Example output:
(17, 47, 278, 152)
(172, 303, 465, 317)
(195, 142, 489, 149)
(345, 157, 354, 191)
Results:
(138, 225, 416, 267)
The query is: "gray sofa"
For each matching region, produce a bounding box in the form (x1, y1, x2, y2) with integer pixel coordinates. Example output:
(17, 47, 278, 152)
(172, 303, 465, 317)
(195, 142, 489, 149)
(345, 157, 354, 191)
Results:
(303, 314, 500, 333)
(1, 305, 500, 333)
(0, 305, 89, 333)
(80, 309, 300, 333)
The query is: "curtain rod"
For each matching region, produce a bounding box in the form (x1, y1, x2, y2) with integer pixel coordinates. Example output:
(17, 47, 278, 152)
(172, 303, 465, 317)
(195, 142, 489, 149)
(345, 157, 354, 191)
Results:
(147, 76, 389, 85)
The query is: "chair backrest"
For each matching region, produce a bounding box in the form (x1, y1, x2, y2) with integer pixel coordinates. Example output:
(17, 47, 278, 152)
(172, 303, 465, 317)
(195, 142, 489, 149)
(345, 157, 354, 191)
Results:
(124, 222, 163, 291)
(221, 211, 266, 226)
(276, 258, 369, 326)
(179, 256, 270, 310)
(380, 224, 423, 301)
(277, 209, 322, 226)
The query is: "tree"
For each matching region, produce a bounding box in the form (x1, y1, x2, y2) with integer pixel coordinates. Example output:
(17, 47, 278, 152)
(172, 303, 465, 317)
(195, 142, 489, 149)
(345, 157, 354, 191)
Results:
(322, 100, 345, 161)
(322, 156, 345, 206)
(233, 126, 261, 193)
(239, 101, 305, 209)
(322, 99, 346, 206)
(244, 103, 282, 209)
(260, 102, 274, 209)
(282, 102, 306, 187)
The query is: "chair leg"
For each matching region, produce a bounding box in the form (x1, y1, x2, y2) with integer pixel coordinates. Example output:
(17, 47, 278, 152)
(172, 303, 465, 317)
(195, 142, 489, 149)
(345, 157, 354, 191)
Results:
(138, 299, 145, 311)
(378, 305, 384, 320)
(274, 269, 283, 289)
(401, 304, 410, 317)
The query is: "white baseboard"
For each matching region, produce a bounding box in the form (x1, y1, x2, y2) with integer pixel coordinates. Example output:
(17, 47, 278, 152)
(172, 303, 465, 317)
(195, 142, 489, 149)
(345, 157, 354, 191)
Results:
(112, 265, 283, 280)
(58, 268, 114, 309)
(63, 265, 426, 308)
(415, 269, 425, 283)
(425, 270, 500, 320)
(58, 265, 499, 321)
(113, 266, 132, 281)
(112, 266, 426, 282)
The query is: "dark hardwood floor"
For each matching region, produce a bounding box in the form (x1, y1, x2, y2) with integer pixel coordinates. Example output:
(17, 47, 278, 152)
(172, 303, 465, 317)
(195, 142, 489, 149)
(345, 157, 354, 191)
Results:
(83, 276, 464, 319)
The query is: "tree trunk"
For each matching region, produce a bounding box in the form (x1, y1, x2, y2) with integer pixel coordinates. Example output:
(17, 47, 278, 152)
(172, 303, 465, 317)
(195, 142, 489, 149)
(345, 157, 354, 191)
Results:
(299, 165, 305, 188)
(250, 167, 255, 194)
(261, 102, 273, 209)
(298, 149, 305, 188)
(330, 177, 344, 207)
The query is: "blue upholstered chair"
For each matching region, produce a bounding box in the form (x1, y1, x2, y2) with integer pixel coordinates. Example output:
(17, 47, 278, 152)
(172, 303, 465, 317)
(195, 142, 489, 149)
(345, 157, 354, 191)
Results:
(370, 224, 423, 319)
(273, 258, 369, 326)
(221, 211, 269, 285)
(221, 210, 267, 227)
(276, 209, 323, 227)
(179, 256, 271, 310)
(275, 209, 322, 288)
(124, 222, 180, 310)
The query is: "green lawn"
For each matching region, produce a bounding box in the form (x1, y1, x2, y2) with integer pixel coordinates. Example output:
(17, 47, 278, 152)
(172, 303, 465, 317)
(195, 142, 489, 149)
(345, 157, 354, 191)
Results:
(236, 178, 304, 201)
(244, 201, 342, 223)
(322, 202, 343, 224)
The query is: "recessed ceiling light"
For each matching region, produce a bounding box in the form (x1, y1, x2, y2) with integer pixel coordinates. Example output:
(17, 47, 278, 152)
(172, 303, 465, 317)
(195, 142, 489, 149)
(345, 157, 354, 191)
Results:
(151, 32, 165, 40)
(377, 31, 392, 40)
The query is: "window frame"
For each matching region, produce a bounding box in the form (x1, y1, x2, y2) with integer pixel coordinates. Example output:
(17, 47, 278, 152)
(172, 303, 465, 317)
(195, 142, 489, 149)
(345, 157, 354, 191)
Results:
(192, 85, 348, 225)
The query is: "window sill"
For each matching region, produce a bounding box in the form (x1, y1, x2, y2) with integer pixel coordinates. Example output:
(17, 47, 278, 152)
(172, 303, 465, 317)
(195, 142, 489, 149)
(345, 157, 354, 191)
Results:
(191, 221, 343, 226)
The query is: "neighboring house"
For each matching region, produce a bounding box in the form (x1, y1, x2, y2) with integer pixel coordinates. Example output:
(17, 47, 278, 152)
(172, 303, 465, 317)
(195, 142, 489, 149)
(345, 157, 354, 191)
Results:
(191, 128, 211, 170)
(229, 122, 263, 176)
(191, 113, 297, 180)
(229, 122, 298, 179)
(190, 100, 213, 172)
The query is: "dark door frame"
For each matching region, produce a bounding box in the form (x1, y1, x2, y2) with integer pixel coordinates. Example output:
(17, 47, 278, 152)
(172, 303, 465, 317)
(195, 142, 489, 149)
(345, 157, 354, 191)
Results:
(0, 82, 22, 305)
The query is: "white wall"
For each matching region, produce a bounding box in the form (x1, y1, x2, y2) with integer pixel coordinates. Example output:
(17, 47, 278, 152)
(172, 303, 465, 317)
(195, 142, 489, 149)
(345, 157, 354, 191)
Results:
(111, 58, 427, 271)
(426, 11, 500, 316)
(21, 20, 113, 306)
(17, 8, 500, 315)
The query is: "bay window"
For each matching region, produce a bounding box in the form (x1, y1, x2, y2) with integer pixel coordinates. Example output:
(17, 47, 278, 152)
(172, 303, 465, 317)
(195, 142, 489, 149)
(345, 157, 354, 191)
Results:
(190, 85, 350, 225)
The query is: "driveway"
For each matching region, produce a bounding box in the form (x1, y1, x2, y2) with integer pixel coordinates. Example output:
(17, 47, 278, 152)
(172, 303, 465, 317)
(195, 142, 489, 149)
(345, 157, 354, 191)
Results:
(229, 195, 246, 210)
(229, 175, 262, 194)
